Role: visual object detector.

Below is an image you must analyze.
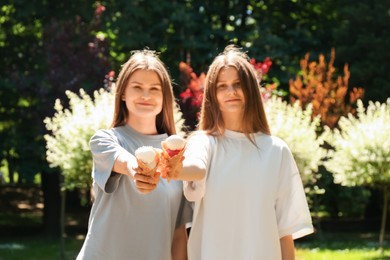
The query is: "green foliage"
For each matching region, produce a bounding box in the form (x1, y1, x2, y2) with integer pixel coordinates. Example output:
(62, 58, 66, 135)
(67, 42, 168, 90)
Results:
(324, 99, 390, 187)
(0, 2, 111, 185)
(333, 0, 390, 102)
(314, 169, 372, 219)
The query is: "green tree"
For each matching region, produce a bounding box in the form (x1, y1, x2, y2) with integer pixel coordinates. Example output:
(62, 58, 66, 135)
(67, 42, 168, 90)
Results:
(249, 0, 338, 88)
(324, 99, 390, 254)
(333, 0, 390, 102)
(0, 1, 111, 236)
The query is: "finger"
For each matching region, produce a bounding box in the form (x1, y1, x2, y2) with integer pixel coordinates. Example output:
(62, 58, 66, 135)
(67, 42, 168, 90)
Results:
(135, 180, 157, 190)
(134, 173, 159, 185)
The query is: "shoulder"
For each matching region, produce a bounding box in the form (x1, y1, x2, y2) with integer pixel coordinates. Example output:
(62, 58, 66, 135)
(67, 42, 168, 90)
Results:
(260, 134, 291, 154)
(187, 131, 212, 143)
(186, 131, 214, 152)
(270, 135, 288, 148)
(90, 127, 123, 142)
(269, 136, 296, 163)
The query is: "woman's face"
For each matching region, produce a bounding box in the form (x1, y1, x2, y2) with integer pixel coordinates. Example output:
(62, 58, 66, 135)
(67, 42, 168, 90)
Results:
(216, 66, 245, 118)
(123, 69, 163, 120)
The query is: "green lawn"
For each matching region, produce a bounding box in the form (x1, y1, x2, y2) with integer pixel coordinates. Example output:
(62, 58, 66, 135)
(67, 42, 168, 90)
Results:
(295, 232, 390, 260)
(0, 236, 83, 260)
(1, 231, 389, 260)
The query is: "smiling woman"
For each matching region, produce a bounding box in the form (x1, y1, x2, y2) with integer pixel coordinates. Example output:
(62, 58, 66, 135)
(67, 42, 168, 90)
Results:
(163, 45, 313, 260)
(76, 50, 192, 260)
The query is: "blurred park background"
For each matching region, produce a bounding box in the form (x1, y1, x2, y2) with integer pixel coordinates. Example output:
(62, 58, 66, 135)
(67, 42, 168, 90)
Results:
(0, 0, 389, 259)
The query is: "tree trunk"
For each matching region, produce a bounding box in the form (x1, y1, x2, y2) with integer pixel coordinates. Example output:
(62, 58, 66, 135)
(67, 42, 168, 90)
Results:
(60, 188, 66, 260)
(379, 187, 389, 255)
(41, 170, 61, 237)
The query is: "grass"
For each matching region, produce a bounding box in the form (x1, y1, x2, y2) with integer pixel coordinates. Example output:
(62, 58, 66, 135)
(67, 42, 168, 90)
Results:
(0, 235, 84, 260)
(0, 230, 389, 260)
(295, 232, 390, 259)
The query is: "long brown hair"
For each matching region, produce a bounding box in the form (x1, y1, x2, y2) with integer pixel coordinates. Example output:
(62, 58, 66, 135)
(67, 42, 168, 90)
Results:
(111, 49, 176, 135)
(198, 45, 271, 140)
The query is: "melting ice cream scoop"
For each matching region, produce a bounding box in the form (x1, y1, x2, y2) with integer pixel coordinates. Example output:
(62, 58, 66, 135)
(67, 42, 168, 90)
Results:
(164, 135, 186, 157)
(135, 146, 158, 168)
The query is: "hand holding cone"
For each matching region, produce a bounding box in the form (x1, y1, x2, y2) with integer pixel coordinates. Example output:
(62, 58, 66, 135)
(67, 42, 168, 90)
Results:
(161, 135, 186, 181)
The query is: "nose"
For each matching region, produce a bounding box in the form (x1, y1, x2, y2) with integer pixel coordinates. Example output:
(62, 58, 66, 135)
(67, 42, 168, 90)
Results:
(141, 90, 151, 99)
(226, 84, 237, 94)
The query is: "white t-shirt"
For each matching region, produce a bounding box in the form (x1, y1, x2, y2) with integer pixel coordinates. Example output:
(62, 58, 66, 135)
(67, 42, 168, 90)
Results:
(77, 125, 192, 260)
(184, 130, 313, 260)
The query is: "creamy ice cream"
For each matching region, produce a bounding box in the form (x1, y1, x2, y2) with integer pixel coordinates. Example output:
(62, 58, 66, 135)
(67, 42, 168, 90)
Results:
(164, 135, 186, 157)
(134, 146, 160, 175)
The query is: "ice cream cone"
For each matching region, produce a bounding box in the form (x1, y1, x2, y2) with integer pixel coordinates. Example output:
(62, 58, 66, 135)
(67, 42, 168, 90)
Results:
(134, 147, 160, 176)
(161, 141, 186, 181)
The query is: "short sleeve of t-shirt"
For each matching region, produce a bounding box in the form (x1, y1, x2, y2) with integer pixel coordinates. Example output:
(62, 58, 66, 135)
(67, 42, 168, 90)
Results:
(183, 132, 212, 202)
(275, 143, 314, 239)
(89, 129, 131, 193)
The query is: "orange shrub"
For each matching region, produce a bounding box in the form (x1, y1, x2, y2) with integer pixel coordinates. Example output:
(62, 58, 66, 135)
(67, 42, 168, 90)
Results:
(289, 48, 364, 128)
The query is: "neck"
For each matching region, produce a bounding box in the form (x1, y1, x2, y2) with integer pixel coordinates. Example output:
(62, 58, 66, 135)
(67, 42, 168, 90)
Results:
(222, 113, 244, 132)
(127, 116, 158, 135)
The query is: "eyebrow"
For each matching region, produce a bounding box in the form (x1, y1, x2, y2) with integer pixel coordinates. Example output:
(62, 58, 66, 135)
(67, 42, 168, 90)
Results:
(216, 79, 240, 84)
(129, 80, 161, 86)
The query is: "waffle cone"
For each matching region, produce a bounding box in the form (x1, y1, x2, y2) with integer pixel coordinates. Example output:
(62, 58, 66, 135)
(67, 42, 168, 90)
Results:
(161, 142, 186, 181)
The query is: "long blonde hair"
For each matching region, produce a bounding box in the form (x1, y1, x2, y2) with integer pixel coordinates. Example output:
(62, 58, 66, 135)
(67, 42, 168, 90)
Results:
(111, 49, 176, 135)
(198, 45, 271, 139)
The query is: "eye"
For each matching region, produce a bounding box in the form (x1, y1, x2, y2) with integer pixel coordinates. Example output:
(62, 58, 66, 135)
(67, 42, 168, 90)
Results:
(132, 85, 142, 90)
(217, 84, 227, 90)
(233, 82, 241, 88)
(150, 86, 161, 91)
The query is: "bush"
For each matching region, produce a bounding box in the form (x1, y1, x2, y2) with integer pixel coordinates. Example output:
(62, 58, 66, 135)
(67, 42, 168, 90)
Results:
(44, 88, 114, 191)
(324, 99, 390, 187)
(324, 98, 390, 252)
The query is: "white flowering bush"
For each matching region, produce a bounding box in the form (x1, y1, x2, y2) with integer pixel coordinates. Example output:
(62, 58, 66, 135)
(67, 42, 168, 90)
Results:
(265, 96, 327, 185)
(324, 99, 390, 187)
(324, 98, 390, 252)
(44, 88, 115, 190)
(44, 86, 185, 191)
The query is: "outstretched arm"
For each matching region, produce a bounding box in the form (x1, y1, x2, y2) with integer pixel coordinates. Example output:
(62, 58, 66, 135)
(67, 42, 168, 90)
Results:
(113, 151, 159, 194)
(159, 155, 206, 181)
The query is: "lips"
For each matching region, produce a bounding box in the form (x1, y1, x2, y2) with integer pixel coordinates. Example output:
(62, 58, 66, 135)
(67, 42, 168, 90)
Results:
(137, 102, 153, 106)
(225, 99, 241, 103)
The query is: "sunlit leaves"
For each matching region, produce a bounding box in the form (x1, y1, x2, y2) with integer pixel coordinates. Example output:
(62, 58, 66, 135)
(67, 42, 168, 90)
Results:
(44, 88, 115, 190)
(324, 99, 390, 187)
